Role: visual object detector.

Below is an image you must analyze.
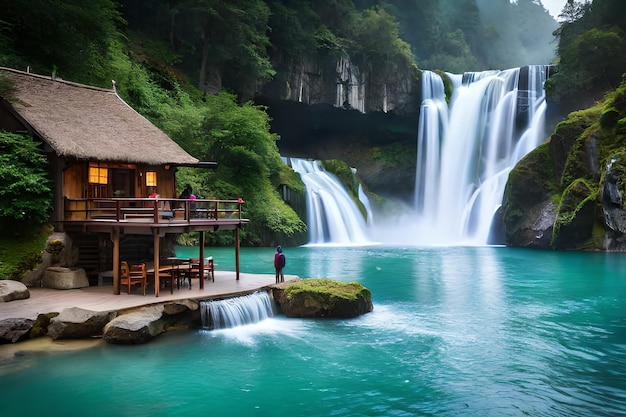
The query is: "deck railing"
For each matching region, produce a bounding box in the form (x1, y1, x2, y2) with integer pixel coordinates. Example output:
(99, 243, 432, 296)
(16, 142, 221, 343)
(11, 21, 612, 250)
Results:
(64, 197, 243, 224)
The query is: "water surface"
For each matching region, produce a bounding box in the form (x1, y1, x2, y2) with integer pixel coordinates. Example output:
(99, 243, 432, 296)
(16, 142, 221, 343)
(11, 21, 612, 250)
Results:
(1, 246, 625, 416)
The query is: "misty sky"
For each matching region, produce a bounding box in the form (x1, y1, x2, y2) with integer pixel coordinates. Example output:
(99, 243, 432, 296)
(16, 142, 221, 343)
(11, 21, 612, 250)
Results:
(540, 0, 566, 18)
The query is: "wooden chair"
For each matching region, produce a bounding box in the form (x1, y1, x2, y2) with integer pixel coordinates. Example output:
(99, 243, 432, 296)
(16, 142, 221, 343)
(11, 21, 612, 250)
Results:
(188, 257, 214, 286)
(120, 262, 146, 295)
(187, 258, 200, 289)
(205, 257, 215, 282)
(157, 263, 175, 294)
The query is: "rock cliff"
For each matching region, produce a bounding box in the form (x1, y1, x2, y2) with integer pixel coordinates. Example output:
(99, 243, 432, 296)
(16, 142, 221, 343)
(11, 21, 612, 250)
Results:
(262, 52, 420, 115)
(502, 81, 626, 250)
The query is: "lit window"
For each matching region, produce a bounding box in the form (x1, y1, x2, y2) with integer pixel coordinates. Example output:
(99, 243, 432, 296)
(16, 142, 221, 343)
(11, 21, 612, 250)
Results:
(145, 171, 157, 187)
(88, 166, 108, 184)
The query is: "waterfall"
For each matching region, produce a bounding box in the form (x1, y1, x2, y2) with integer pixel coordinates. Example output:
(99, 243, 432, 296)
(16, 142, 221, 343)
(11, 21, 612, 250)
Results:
(200, 292, 274, 330)
(289, 158, 371, 245)
(415, 66, 548, 245)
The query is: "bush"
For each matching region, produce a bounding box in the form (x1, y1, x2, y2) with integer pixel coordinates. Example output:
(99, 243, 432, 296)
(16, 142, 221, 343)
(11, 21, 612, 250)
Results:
(0, 131, 53, 232)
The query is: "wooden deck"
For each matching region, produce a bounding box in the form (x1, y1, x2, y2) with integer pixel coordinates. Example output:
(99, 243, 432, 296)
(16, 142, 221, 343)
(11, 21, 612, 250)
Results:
(0, 271, 295, 320)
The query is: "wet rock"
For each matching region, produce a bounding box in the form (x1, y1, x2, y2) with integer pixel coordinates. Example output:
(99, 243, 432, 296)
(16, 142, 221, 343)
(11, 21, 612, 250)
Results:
(47, 307, 114, 339)
(272, 278, 373, 318)
(0, 318, 34, 344)
(0, 280, 30, 302)
(102, 302, 199, 345)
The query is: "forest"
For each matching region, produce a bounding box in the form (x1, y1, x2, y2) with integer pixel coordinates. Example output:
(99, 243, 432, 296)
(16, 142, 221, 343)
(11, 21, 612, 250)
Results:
(1, 0, 626, 275)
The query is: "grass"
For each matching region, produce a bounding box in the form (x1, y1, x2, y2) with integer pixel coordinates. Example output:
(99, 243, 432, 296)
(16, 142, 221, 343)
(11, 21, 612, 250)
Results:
(0, 224, 51, 280)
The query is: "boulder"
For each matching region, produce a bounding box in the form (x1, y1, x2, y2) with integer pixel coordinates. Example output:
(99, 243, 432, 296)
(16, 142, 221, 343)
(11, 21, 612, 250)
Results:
(47, 307, 114, 339)
(42, 267, 89, 289)
(0, 280, 30, 302)
(102, 301, 202, 344)
(0, 318, 34, 344)
(103, 305, 166, 344)
(272, 278, 373, 318)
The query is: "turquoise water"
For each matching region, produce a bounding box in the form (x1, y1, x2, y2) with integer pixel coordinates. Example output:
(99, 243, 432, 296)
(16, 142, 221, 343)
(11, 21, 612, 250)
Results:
(2, 246, 626, 416)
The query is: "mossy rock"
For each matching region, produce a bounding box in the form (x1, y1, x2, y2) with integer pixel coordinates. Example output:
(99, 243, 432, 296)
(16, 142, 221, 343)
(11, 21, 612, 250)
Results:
(551, 179, 598, 248)
(273, 278, 373, 318)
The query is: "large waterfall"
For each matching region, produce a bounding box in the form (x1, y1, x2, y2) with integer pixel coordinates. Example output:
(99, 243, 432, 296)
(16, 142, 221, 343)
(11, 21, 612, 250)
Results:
(414, 66, 548, 245)
(288, 158, 371, 245)
(285, 66, 548, 246)
(200, 292, 274, 330)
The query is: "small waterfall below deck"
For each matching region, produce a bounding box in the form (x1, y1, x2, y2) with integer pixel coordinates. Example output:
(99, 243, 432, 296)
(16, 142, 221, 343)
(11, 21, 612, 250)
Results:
(200, 292, 274, 330)
(288, 158, 371, 245)
(415, 66, 548, 245)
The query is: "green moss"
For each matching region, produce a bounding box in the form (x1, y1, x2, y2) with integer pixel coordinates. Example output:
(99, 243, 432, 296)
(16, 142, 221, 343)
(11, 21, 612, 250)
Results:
(272, 163, 305, 194)
(371, 143, 416, 169)
(30, 312, 59, 339)
(284, 278, 370, 303)
(551, 179, 598, 248)
(503, 142, 557, 221)
(320, 159, 368, 219)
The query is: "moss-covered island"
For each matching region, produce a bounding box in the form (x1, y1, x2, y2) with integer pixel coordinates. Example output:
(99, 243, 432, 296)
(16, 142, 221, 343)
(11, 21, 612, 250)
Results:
(272, 278, 373, 318)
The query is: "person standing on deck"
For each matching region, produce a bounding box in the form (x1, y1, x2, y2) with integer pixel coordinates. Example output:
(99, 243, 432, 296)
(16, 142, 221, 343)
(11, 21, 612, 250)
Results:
(274, 245, 286, 283)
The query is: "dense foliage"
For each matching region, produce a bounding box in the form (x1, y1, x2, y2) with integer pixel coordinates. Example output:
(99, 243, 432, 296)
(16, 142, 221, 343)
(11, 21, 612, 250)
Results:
(0, 132, 53, 230)
(546, 0, 626, 101)
(356, 0, 557, 72)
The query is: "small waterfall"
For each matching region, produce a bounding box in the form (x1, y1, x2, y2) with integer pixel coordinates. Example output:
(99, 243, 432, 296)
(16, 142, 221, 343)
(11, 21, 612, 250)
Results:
(415, 66, 548, 245)
(289, 158, 371, 245)
(200, 292, 274, 330)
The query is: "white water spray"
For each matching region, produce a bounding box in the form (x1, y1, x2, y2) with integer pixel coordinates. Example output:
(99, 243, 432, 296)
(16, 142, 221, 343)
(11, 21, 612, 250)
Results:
(289, 158, 371, 245)
(200, 292, 274, 330)
(414, 66, 548, 245)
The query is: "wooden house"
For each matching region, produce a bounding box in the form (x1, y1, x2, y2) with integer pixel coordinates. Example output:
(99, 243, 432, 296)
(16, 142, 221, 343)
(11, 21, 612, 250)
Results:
(0, 67, 248, 295)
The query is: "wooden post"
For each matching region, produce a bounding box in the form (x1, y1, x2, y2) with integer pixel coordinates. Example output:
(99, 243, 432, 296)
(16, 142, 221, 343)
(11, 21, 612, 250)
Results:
(235, 226, 240, 280)
(199, 231, 205, 290)
(112, 227, 120, 295)
(153, 230, 160, 297)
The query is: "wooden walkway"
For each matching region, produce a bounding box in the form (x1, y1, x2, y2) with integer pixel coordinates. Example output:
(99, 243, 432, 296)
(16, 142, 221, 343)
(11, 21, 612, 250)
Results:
(0, 271, 295, 320)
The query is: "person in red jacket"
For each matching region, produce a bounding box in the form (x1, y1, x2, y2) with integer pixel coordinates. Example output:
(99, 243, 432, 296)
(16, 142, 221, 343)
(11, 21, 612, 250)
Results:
(274, 245, 286, 283)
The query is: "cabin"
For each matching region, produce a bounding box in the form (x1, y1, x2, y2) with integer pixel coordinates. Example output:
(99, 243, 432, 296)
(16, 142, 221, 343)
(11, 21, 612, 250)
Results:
(0, 67, 248, 295)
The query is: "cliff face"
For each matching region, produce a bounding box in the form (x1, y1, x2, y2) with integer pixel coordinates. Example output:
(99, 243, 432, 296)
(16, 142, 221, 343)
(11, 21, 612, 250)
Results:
(260, 51, 420, 200)
(502, 82, 626, 250)
(262, 51, 420, 115)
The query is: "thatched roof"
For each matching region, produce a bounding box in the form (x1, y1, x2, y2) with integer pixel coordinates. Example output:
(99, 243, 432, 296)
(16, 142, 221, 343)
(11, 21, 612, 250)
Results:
(0, 67, 199, 165)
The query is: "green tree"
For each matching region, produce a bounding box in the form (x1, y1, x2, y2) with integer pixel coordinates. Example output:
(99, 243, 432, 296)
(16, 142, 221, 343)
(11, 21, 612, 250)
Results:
(547, 27, 626, 97)
(0, 0, 125, 86)
(348, 7, 414, 73)
(0, 132, 53, 231)
(163, 91, 306, 245)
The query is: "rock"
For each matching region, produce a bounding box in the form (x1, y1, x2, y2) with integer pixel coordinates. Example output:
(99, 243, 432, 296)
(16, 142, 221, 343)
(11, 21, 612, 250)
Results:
(0, 280, 30, 302)
(22, 232, 78, 287)
(272, 278, 373, 318)
(503, 143, 558, 249)
(102, 302, 201, 344)
(552, 179, 596, 249)
(103, 305, 168, 344)
(603, 158, 626, 250)
(30, 313, 59, 338)
(163, 299, 199, 315)
(47, 307, 114, 339)
(42, 267, 89, 289)
(0, 318, 34, 344)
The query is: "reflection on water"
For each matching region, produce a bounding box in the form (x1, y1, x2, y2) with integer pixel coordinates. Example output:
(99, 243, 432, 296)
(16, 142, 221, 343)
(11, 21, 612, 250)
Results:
(1, 246, 626, 417)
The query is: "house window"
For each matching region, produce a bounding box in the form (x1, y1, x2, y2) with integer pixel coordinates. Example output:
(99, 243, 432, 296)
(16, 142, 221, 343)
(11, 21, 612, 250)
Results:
(89, 165, 108, 184)
(145, 171, 157, 187)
